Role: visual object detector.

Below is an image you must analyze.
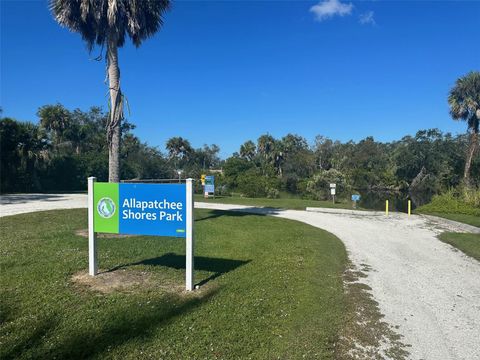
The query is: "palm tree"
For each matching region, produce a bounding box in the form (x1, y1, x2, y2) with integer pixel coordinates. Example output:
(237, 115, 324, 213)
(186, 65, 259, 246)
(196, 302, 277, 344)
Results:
(37, 104, 71, 146)
(50, 0, 170, 182)
(166, 136, 193, 168)
(448, 71, 480, 185)
(239, 140, 256, 161)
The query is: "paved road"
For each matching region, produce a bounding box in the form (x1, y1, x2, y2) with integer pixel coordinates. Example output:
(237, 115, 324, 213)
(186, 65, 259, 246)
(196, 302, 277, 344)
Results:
(1, 194, 479, 360)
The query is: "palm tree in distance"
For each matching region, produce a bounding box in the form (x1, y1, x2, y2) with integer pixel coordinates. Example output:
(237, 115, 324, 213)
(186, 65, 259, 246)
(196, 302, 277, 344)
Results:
(239, 140, 256, 161)
(166, 136, 193, 170)
(50, 0, 170, 182)
(448, 71, 480, 186)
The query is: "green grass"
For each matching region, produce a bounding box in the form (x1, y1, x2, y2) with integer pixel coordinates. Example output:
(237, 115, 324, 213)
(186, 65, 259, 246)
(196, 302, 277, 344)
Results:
(439, 232, 480, 261)
(0, 209, 348, 359)
(416, 190, 480, 228)
(194, 194, 358, 211)
(421, 212, 480, 228)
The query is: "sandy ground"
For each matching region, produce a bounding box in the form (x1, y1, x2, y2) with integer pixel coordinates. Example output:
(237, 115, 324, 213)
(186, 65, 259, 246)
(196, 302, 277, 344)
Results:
(0, 193, 87, 217)
(1, 194, 479, 359)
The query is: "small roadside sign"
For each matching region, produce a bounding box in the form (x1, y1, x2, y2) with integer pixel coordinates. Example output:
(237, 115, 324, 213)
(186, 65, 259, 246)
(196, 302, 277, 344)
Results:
(351, 194, 361, 201)
(204, 175, 215, 197)
(330, 188, 336, 195)
(329, 183, 336, 188)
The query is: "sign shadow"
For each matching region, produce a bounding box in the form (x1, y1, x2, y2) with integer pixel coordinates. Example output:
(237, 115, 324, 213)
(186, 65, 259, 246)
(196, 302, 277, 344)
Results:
(107, 253, 251, 287)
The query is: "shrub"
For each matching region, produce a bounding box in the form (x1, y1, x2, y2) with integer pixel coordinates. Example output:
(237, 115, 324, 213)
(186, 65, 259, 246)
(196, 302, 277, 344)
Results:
(416, 188, 480, 216)
(236, 170, 280, 198)
(305, 169, 350, 200)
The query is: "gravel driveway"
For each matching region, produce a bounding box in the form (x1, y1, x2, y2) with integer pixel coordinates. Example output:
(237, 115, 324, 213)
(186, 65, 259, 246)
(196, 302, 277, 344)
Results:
(196, 203, 480, 360)
(1, 194, 479, 359)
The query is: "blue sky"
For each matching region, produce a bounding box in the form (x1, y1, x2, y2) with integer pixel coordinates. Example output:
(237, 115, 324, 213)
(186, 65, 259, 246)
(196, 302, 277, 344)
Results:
(1, 0, 479, 158)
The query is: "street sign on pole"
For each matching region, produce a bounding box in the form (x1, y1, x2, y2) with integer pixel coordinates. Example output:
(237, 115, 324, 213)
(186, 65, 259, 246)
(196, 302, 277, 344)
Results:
(204, 175, 215, 197)
(351, 194, 360, 209)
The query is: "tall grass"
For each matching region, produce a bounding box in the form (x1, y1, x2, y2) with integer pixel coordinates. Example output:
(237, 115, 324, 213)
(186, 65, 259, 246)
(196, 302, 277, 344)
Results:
(416, 187, 480, 216)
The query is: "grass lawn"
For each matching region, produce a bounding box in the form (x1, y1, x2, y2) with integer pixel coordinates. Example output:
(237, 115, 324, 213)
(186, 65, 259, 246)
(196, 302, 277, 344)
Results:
(0, 208, 347, 359)
(439, 232, 480, 261)
(194, 194, 358, 211)
(417, 212, 480, 228)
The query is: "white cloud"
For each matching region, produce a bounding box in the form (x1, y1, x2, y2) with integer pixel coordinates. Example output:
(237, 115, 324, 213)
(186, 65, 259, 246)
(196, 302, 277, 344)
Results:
(359, 11, 376, 25)
(310, 0, 354, 22)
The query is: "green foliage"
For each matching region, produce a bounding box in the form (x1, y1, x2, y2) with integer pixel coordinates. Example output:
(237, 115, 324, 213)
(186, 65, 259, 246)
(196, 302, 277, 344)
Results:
(416, 188, 480, 216)
(1, 104, 222, 193)
(2, 102, 478, 202)
(236, 169, 280, 198)
(305, 169, 350, 201)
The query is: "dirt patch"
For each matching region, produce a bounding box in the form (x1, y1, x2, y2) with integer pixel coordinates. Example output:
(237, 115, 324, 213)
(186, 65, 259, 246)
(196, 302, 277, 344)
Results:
(72, 269, 154, 294)
(75, 229, 136, 239)
(335, 263, 410, 360)
(71, 269, 211, 296)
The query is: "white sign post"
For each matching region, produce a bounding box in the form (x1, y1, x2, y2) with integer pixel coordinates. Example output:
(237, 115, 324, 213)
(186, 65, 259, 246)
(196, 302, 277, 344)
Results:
(88, 176, 98, 276)
(330, 183, 336, 204)
(185, 178, 195, 291)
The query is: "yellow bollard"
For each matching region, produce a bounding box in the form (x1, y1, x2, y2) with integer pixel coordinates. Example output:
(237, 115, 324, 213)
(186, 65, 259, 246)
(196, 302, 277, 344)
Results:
(385, 200, 389, 216)
(408, 200, 411, 217)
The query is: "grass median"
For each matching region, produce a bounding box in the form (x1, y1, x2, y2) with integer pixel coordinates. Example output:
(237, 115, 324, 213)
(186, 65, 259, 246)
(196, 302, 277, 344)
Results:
(194, 194, 356, 211)
(421, 212, 480, 228)
(1, 208, 348, 359)
(439, 232, 480, 261)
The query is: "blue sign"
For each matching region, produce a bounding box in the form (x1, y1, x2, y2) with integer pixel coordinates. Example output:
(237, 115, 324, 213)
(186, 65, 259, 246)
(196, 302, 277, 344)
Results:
(204, 175, 215, 193)
(120, 183, 186, 237)
(94, 182, 187, 238)
(351, 194, 361, 201)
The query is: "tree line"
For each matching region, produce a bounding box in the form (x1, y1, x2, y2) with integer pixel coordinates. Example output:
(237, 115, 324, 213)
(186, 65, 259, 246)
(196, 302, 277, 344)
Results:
(1, 104, 478, 203)
(0, 104, 220, 193)
(222, 130, 478, 201)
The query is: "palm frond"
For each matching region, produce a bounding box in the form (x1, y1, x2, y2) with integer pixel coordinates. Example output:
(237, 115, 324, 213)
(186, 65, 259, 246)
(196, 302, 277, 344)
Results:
(49, 0, 170, 50)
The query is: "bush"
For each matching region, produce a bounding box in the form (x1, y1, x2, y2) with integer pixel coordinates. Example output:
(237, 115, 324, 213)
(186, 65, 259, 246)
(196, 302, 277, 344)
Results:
(236, 170, 280, 198)
(305, 169, 350, 200)
(416, 188, 480, 216)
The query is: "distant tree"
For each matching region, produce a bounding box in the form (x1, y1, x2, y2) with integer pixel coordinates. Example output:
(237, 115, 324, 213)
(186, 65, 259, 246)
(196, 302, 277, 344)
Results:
(37, 104, 71, 146)
(50, 0, 170, 182)
(314, 135, 334, 170)
(166, 137, 193, 169)
(257, 134, 275, 161)
(239, 140, 256, 161)
(281, 134, 308, 154)
(448, 71, 480, 185)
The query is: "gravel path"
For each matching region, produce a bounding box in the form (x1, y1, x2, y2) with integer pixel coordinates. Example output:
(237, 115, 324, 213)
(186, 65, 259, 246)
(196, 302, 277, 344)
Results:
(195, 203, 480, 360)
(0, 193, 87, 217)
(1, 194, 479, 359)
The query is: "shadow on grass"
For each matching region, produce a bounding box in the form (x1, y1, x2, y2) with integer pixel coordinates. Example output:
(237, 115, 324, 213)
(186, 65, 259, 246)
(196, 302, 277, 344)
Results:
(0, 193, 73, 205)
(195, 208, 280, 222)
(5, 289, 219, 360)
(1, 311, 59, 360)
(107, 253, 251, 287)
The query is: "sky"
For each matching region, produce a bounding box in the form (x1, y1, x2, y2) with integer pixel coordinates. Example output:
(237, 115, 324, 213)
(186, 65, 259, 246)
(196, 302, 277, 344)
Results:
(1, 0, 479, 158)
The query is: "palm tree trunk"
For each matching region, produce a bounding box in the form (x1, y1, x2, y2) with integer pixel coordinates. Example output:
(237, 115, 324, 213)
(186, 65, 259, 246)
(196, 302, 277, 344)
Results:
(107, 37, 122, 183)
(463, 130, 478, 186)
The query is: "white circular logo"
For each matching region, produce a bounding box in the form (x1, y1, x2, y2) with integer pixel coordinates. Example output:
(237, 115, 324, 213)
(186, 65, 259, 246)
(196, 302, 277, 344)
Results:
(97, 197, 116, 218)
